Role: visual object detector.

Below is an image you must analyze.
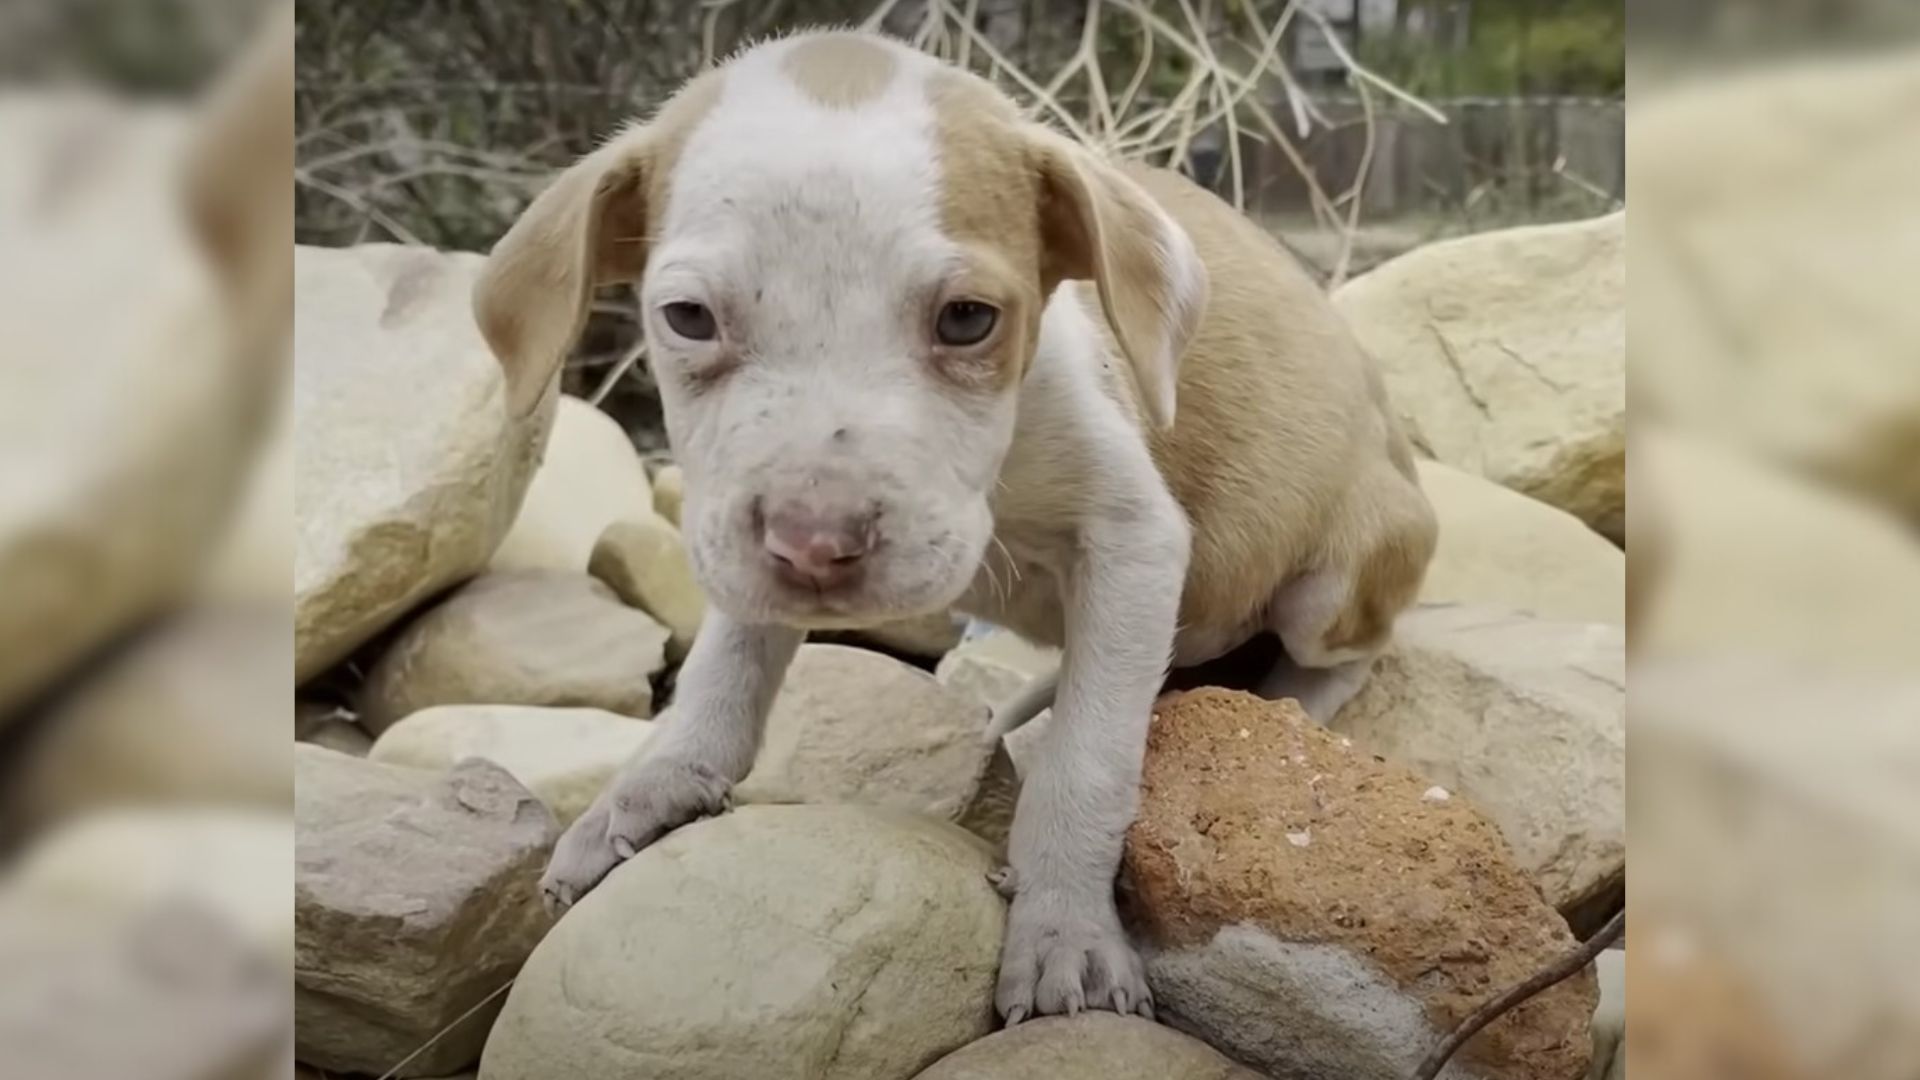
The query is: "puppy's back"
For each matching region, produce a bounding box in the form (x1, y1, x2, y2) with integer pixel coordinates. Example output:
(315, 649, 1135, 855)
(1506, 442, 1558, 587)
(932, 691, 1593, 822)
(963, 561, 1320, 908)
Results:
(1117, 165, 1432, 646)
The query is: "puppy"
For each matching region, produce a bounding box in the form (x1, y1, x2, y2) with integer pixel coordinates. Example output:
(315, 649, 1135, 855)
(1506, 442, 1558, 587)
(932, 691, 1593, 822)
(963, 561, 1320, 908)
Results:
(473, 30, 1436, 1023)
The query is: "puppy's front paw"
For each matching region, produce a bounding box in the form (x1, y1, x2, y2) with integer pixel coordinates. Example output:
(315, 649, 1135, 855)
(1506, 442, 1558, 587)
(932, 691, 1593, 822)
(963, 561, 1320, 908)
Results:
(995, 886, 1152, 1024)
(539, 756, 733, 915)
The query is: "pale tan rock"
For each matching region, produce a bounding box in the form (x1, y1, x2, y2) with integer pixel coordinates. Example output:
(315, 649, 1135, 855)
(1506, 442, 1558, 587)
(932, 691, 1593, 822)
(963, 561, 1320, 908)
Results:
(1634, 659, 1920, 1078)
(1, 99, 270, 714)
(1336, 213, 1625, 541)
(936, 630, 1060, 712)
(200, 377, 293, 605)
(1125, 689, 1595, 1080)
(295, 746, 555, 1077)
(480, 805, 1003, 1080)
(911, 1012, 1263, 1079)
(491, 396, 653, 572)
(588, 516, 704, 658)
(370, 705, 653, 825)
(1417, 459, 1625, 624)
(1630, 53, 1920, 525)
(357, 570, 668, 734)
(735, 644, 995, 822)
(10, 808, 292, 967)
(1331, 603, 1625, 913)
(651, 462, 684, 526)
(294, 243, 553, 683)
(1637, 429, 1920, 674)
(8, 606, 291, 830)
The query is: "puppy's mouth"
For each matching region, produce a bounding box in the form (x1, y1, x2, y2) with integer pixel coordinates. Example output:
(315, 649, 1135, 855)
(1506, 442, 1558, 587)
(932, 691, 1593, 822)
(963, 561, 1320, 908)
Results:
(758, 573, 950, 630)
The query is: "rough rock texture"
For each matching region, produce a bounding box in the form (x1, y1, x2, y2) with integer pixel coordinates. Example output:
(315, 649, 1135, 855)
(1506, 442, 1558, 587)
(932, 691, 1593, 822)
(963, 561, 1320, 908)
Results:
(0, 895, 290, 1080)
(1417, 460, 1625, 625)
(1630, 53, 1920, 526)
(1, 100, 269, 714)
(588, 516, 704, 659)
(294, 243, 553, 682)
(295, 746, 556, 1077)
(651, 462, 684, 525)
(8, 606, 290, 830)
(847, 611, 966, 659)
(1331, 603, 1625, 914)
(1633, 659, 1920, 1078)
(936, 630, 1061, 712)
(1335, 213, 1625, 541)
(490, 396, 655, 572)
(1124, 689, 1595, 1080)
(912, 1013, 1263, 1079)
(480, 805, 1004, 1080)
(370, 705, 654, 825)
(1637, 429, 1920, 673)
(9, 808, 292, 966)
(357, 570, 668, 734)
(735, 644, 996, 822)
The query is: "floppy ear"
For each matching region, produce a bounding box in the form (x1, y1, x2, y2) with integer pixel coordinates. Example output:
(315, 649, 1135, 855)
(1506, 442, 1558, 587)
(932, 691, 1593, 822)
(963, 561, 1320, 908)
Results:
(1029, 132, 1207, 428)
(474, 130, 654, 418)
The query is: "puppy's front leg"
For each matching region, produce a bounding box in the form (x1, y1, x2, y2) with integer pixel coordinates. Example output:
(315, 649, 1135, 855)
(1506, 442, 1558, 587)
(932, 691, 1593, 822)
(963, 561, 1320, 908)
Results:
(540, 613, 802, 912)
(996, 505, 1189, 1022)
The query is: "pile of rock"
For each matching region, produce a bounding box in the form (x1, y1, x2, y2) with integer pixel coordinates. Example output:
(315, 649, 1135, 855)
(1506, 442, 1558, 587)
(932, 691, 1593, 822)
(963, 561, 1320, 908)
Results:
(287, 217, 1627, 1079)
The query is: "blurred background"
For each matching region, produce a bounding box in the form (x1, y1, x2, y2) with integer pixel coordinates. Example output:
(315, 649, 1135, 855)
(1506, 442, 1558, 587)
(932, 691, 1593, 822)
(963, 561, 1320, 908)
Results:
(0, 0, 1915, 1077)
(294, 0, 1627, 450)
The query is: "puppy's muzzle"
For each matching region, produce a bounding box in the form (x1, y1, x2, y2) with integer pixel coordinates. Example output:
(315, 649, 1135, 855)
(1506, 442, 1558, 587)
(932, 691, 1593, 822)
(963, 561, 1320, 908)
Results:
(756, 495, 879, 591)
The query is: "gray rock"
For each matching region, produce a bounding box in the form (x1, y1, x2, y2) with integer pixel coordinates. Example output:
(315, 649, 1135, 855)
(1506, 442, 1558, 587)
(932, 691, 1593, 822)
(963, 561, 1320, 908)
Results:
(1331, 603, 1626, 914)
(357, 570, 668, 734)
(481, 805, 1004, 1080)
(295, 746, 555, 1077)
(911, 1013, 1263, 1079)
(736, 644, 997, 824)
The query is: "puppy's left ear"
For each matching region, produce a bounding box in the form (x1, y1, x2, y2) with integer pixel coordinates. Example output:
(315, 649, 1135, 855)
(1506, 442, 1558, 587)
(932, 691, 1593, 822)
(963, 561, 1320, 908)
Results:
(473, 128, 656, 418)
(1029, 132, 1207, 428)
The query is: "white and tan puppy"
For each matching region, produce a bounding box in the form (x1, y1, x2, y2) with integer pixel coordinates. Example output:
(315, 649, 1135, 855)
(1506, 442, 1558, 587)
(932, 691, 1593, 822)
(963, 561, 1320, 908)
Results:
(474, 30, 1436, 1023)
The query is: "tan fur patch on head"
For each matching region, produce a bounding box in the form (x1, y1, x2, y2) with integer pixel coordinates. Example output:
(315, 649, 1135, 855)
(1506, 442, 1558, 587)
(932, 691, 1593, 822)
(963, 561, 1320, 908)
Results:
(782, 34, 898, 109)
(927, 70, 1043, 390)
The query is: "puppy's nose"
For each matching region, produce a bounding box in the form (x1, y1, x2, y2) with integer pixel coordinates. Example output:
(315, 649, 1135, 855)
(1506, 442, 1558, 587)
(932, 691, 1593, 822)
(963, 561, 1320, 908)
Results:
(761, 500, 875, 589)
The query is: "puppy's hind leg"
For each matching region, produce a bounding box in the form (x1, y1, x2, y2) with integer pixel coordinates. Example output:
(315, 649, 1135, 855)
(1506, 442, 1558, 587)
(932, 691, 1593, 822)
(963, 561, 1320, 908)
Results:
(1256, 653, 1375, 724)
(1259, 569, 1383, 724)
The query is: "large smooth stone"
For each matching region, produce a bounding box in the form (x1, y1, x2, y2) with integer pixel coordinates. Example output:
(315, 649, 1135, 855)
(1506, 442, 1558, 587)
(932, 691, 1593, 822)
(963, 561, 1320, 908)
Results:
(480, 805, 1004, 1080)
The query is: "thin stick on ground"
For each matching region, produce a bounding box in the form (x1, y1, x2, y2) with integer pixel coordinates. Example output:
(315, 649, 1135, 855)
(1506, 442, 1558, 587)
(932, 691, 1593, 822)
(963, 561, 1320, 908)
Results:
(1409, 910, 1626, 1080)
(374, 977, 517, 1080)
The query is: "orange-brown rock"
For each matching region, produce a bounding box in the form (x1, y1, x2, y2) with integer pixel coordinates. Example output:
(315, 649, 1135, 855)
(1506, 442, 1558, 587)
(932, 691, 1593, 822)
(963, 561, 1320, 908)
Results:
(1123, 688, 1596, 1080)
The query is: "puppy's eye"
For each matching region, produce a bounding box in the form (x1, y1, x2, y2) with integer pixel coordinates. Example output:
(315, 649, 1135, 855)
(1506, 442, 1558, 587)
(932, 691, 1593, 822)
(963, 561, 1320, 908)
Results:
(935, 301, 998, 347)
(662, 301, 717, 342)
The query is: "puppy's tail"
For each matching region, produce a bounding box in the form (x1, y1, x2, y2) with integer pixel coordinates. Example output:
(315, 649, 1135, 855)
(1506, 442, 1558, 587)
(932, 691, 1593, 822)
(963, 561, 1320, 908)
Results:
(987, 671, 1059, 743)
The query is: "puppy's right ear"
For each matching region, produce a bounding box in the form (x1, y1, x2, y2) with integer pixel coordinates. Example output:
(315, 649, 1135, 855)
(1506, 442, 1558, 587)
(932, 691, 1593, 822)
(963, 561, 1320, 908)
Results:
(474, 129, 655, 418)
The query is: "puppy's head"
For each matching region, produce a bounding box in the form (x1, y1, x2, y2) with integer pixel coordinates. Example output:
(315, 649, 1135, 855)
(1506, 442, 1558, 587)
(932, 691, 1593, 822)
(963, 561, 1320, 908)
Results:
(475, 31, 1204, 629)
